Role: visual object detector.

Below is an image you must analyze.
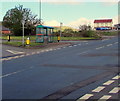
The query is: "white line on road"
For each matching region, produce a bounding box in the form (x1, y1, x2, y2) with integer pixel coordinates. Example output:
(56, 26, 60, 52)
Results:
(41, 50, 45, 52)
(114, 42, 118, 44)
(0, 67, 34, 78)
(49, 48, 53, 51)
(45, 49, 49, 52)
(107, 44, 113, 47)
(73, 45, 77, 46)
(112, 75, 120, 80)
(92, 86, 105, 92)
(6, 50, 24, 54)
(96, 46, 104, 50)
(109, 87, 120, 93)
(103, 80, 115, 85)
(99, 95, 111, 100)
(83, 41, 88, 42)
(69, 46, 72, 47)
(78, 51, 89, 55)
(57, 48, 61, 50)
(77, 94, 93, 101)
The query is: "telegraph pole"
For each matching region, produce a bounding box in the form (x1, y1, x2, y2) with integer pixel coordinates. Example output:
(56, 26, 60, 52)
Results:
(60, 22, 63, 37)
(22, 20, 25, 46)
(39, 0, 42, 25)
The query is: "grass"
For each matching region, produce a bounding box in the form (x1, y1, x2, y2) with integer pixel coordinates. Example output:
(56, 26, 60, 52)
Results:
(1, 35, 98, 41)
(1, 35, 36, 40)
(99, 31, 118, 36)
(60, 37, 97, 40)
(3, 41, 44, 48)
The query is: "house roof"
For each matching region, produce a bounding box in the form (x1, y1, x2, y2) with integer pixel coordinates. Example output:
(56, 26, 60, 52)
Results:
(94, 19, 112, 23)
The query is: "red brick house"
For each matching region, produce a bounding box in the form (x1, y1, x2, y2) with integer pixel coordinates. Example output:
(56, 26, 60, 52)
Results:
(94, 19, 113, 30)
(0, 25, 11, 34)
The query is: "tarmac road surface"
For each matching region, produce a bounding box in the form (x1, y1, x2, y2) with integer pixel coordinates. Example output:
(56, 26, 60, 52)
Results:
(1, 36, 119, 100)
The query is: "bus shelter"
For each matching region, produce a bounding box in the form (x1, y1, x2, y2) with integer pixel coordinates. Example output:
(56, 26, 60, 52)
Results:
(36, 25, 54, 43)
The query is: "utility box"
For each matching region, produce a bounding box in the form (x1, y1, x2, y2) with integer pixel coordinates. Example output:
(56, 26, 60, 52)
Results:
(36, 25, 54, 43)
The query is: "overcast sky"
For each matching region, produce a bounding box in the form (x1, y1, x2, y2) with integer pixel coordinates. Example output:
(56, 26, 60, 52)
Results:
(1, 0, 119, 28)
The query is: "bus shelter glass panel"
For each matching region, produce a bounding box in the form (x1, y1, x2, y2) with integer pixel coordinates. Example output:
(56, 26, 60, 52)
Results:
(36, 28, 44, 42)
(48, 28, 53, 43)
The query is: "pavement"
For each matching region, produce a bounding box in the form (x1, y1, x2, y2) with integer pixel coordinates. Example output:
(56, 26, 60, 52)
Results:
(1, 36, 119, 101)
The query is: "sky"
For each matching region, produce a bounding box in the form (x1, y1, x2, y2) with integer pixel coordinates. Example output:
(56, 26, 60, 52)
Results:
(0, 0, 119, 29)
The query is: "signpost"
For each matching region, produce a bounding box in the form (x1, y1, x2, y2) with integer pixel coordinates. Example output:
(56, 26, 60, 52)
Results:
(60, 22, 63, 40)
(22, 20, 25, 46)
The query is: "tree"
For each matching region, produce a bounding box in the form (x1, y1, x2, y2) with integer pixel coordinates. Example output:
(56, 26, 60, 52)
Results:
(79, 25, 91, 31)
(62, 28, 74, 37)
(3, 5, 40, 36)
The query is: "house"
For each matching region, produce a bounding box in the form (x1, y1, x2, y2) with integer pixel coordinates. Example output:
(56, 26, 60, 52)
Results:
(94, 19, 113, 30)
(0, 25, 11, 34)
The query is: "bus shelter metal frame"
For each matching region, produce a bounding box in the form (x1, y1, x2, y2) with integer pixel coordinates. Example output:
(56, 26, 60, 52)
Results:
(36, 25, 54, 43)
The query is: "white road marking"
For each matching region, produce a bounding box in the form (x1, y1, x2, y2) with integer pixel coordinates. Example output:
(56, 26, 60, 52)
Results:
(77, 94, 93, 101)
(73, 45, 77, 46)
(0, 67, 34, 78)
(114, 42, 118, 44)
(107, 44, 112, 47)
(6, 50, 24, 54)
(41, 50, 45, 52)
(49, 48, 53, 51)
(45, 50, 49, 52)
(86, 43, 88, 44)
(31, 52, 36, 54)
(96, 46, 105, 50)
(57, 48, 61, 50)
(25, 54, 30, 56)
(103, 80, 115, 85)
(92, 86, 105, 92)
(20, 55, 25, 57)
(78, 44, 81, 45)
(69, 46, 72, 47)
(109, 87, 120, 93)
(0, 70, 25, 78)
(112, 75, 120, 79)
(83, 41, 88, 42)
(37, 52, 40, 54)
(78, 51, 88, 55)
(99, 95, 111, 100)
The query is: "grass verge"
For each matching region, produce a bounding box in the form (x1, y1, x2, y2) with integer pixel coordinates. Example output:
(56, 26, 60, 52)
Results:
(3, 41, 44, 48)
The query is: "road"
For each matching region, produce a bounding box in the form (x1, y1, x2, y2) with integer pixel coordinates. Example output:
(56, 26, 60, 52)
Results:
(1, 36, 119, 100)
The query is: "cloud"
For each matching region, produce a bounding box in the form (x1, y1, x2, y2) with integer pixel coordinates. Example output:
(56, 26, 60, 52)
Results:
(67, 18, 94, 29)
(44, 20, 60, 26)
(67, 16, 119, 29)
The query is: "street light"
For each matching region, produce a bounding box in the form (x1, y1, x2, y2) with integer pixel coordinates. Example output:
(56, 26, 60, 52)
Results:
(60, 22, 63, 38)
(22, 19, 25, 46)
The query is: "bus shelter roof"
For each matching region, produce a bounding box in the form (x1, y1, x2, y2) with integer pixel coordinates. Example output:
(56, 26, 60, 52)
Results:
(36, 25, 54, 29)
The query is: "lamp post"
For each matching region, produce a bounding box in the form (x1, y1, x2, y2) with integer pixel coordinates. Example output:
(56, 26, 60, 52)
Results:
(39, 0, 42, 25)
(60, 22, 63, 38)
(22, 20, 25, 46)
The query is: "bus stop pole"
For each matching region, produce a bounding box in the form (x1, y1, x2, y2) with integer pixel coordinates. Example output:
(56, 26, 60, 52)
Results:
(60, 22, 63, 39)
(22, 20, 25, 46)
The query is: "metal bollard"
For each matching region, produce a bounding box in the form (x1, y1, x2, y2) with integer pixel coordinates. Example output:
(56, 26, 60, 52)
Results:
(26, 37, 30, 45)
